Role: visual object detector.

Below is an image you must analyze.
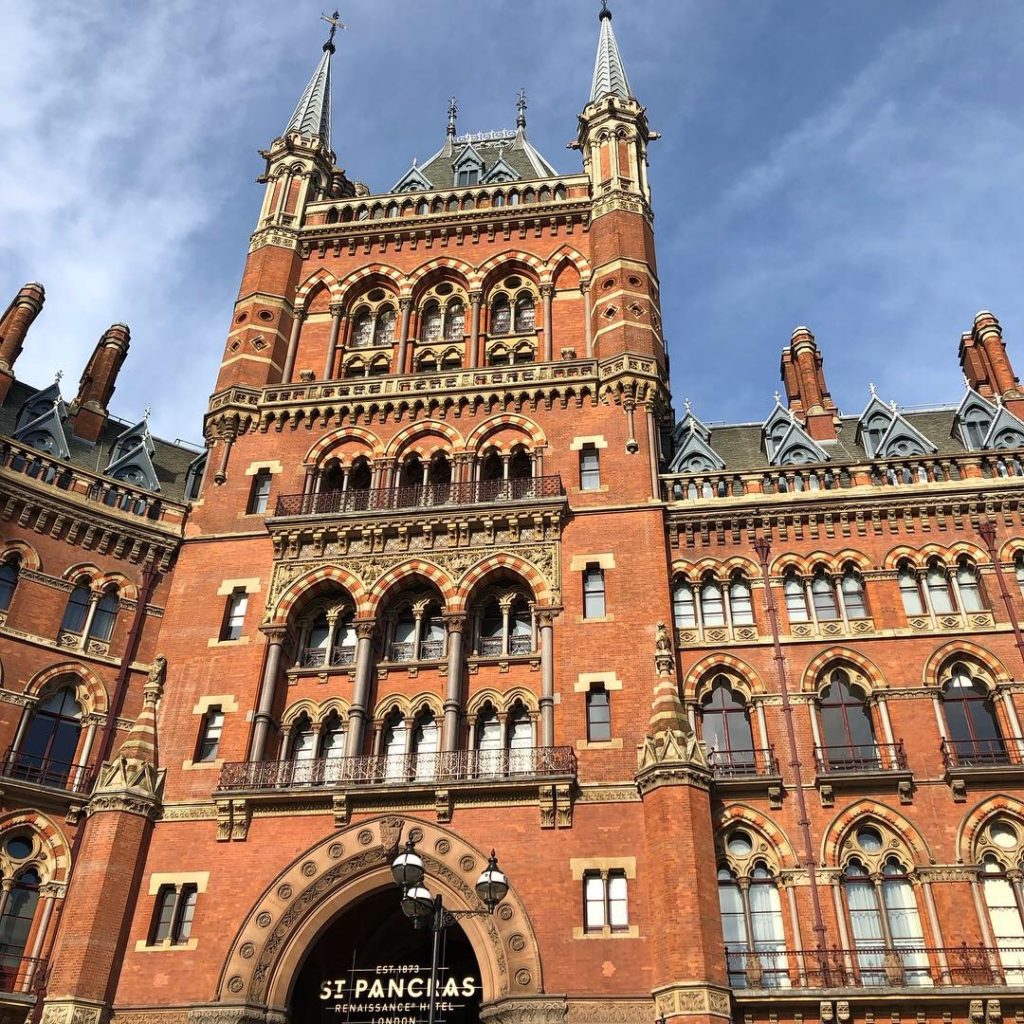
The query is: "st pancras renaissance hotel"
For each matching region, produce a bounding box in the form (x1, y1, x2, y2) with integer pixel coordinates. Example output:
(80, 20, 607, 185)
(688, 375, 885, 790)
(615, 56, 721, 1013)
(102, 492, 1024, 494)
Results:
(1, 6, 1024, 1024)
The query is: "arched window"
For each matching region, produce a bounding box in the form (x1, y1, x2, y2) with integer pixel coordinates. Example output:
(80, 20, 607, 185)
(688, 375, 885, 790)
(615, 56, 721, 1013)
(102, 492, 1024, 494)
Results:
(373, 306, 396, 346)
(412, 710, 439, 780)
(783, 571, 808, 623)
(842, 846, 930, 986)
(303, 613, 331, 667)
(818, 670, 878, 770)
(956, 558, 984, 612)
(0, 866, 40, 966)
(508, 447, 532, 481)
(513, 293, 535, 333)
(942, 664, 1004, 765)
(508, 706, 534, 773)
(490, 294, 511, 336)
(288, 714, 317, 781)
(701, 678, 754, 773)
(962, 408, 992, 449)
(382, 711, 407, 781)
(61, 582, 92, 634)
(351, 310, 373, 348)
(15, 687, 83, 787)
(898, 562, 925, 615)
(421, 301, 443, 342)
(672, 580, 697, 628)
(811, 568, 839, 621)
(0, 558, 20, 612)
(368, 356, 390, 377)
(925, 560, 955, 614)
(700, 577, 725, 627)
(89, 589, 119, 642)
(478, 598, 504, 657)
(1016, 553, 1024, 599)
(981, 854, 1024, 984)
(475, 705, 502, 776)
(729, 575, 754, 626)
(508, 597, 533, 654)
(840, 567, 868, 619)
(863, 414, 890, 457)
(320, 712, 346, 761)
(445, 300, 465, 340)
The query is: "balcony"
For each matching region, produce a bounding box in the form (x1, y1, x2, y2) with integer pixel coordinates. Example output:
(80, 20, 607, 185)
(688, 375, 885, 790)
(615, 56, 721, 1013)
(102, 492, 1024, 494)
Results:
(727, 944, 1024, 992)
(218, 746, 577, 792)
(941, 737, 1024, 794)
(273, 475, 565, 519)
(812, 743, 912, 806)
(478, 636, 535, 658)
(709, 748, 783, 806)
(0, 946, 46, 995)
(298, 645, 356, 669)
(0, 749, 94, 796)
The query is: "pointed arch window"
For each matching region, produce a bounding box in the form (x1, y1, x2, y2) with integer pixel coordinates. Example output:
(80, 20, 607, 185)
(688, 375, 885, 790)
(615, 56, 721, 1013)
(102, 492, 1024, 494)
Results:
(0, 558, 20, 613)
(811, 568, 840, 621)
(699, 577, 726, 627)
(0, 867, 40, 964)
(421, 301, 443, 342)
(783, 571, 808, 623)
(61, 582, 92, 634)
(863, 414, 890, 457)
(89, 589, 119, 643)
(898, 562, 925, 615)
(981, 855, 1024, 984)
(513, 293, 535, 333)
(719, 862, 789, 989)
(14, 687, 83, 788)
(288, 714, 317, 776)
(941, 664, 1004, 764)
(840, 567, 868, 620)
(321, 712, 346, 760)
(962, 408, 992, 449)
(445, 300, 465, 340)
(382, 711, 407, 781)
(700, 678, 754, 773)
(412, 710, 439, 780)
(818, 670, 878, 770)
(672, 580, 697, 628)
(351, 310, 374, 348)
(508, 706, 534, 774)
(729, 575, 755, 626)
(955, 557, 985, 612)
(925, 560, 955, 614)
(490, 294, 511, 336)
(1016, 553, 1024, 598)
(475, 706, 502, 776)
(373, 306, 396, 346)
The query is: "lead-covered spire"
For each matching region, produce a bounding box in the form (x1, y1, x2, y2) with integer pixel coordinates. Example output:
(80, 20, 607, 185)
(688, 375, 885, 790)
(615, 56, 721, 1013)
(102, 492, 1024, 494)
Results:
(589, 2, 632, 103)
(284, 13, 342, 148)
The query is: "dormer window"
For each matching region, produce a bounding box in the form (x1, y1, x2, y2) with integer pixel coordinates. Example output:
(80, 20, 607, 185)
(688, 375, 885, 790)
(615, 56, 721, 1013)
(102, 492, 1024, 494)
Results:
(962, 409, 991, 449)
(457, 169, 479, 186)
(862, 414, 889, 457)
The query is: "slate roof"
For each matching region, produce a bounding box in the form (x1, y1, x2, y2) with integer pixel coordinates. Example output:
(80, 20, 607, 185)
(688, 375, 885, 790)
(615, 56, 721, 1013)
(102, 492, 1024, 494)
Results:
(285, 44, 332, 150)
(686, 407, 966, 474)
(591, 7, 632, 102)
(0, 379, 202, 502)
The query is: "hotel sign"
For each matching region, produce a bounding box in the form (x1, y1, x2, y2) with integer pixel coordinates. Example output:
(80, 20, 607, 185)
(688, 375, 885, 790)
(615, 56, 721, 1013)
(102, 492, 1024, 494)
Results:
(319, 964, 479, 1024)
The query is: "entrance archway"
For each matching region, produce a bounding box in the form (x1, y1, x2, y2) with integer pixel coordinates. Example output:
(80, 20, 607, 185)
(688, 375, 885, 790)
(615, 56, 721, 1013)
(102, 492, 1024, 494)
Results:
(290, 887, 481, 1024)
(218, 816, 543, 1017)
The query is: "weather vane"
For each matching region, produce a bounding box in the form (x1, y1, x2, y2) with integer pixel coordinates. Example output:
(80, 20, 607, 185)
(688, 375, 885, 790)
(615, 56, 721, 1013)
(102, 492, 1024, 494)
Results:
(321, 10, 346, 52)
(54, 369, 63, 386)
(868, 382, 877, 398)
(143, 405, 152, 421)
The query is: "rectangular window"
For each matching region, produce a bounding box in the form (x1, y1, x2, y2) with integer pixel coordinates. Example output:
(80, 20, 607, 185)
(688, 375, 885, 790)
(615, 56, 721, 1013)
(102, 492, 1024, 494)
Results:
(150, 883, 199, 945)
(248, 470, 272, 515)
(195, 706, 224, 763)
(586, 686, 611, 742)
(220, 589, 248, 641)
(579, 446, 601, 490)
(583, 871, 629, 933)
(582, 565, 606, 619)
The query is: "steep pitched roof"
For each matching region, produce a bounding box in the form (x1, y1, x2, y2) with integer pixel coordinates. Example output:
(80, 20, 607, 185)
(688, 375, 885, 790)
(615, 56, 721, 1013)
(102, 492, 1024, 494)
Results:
(104, 419, 161, 492)
(668, 407, 725, 472)
(285, 44, 332, 149)
(590, 5, 633, 102)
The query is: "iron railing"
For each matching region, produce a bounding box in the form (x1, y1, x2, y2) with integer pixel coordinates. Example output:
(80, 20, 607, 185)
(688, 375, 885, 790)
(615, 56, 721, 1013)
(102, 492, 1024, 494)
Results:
(0, 749, 94, 795)
(478, 636, 535, 657)
(941, 737, 1024, 769)
(813, 741, 908, 774)
(0, 945, 46, 994)
(218, 746, 576, 791)
(726, 944, 1024, 990)
(299, 645, 357, 668)
(273, 475, 565, 517)
(387, 639, 446, 663)
(708, 747, 779, 779)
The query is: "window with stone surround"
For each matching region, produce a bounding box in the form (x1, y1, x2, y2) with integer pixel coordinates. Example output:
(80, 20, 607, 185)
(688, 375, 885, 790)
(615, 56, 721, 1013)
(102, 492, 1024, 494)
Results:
(583, 869, 628, 933)
(582, 564, 606, 619)
(149, 883, 198, 946)
(220, 589, 248, 642)
(195, 706, 224, 764)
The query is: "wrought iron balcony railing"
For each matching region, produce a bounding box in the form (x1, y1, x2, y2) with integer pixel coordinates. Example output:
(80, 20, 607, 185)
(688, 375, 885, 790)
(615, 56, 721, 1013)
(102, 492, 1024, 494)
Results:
(477, 635, 536, 657)
(218, 747, 576, 792)
(813, 741, 908, 775)
(941, 736, 1024, 769)
(0, 945, 46, 994)
(726, 943, 1024, 990)
(708, 747, 779, 779)
(387, 639, 446, 663)
(0, 748, 94, 795)
(299, 645, 357, 669)
(273, 475, 565, 517)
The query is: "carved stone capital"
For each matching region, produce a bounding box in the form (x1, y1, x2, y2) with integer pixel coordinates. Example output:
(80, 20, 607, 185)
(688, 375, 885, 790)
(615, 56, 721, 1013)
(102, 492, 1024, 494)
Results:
(444, 613, 468, 634)
(328, 302, 346, 318)
(355, 619, 377, 640)
(399, 297, 413, 311)
(480, 997, 568, 1024)
(651, 982, 731, 1020)
(293, 308, 308, 322)
(260, 625, 289, 645)
(40, 998, 110, 1024)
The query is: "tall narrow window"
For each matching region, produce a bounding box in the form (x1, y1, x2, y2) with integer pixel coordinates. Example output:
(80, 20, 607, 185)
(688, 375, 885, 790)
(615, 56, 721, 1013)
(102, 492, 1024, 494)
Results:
(981, 855, 1024, 984)
(586, 685, 611, 742)
(582, 565, 606, 619)
(89, 590, 119, 642)
(15, 687, 82, 787)
(149, 883, 199, 945)
(491, 295, 511, 335)
(412, 711, 439, 780)
(840, 568, 868, 619)
(926, 561, 955, 614)
(942, 665, 1004, 764)
(700, 578, 725, 627)
(1016, 553, 1024, 599)
(673, 580, 696, 628)
(514, 294, 535, 333)
(220, 589, 248, 641)
(579, 445, 601, 490)
(0, 867, 40, 961)
(508, 706, 534, 773)
(719, 862, 789, 989)
(383, 711, 407, 781)
(0, 558, 20, 612)
(248, 470, 272, 514)
(476, 707, 502, 775)
(898, 563, 925, 615)
(701, 678, 754, 772)
(61, 582, 92, 633)
(819, 670, 877, 770)
(783, 572, 808, 623)
(811, 569, 839, 621)
(956, 559, 984, 612)
(195, 706, 224, 763)
(583, 871, 629, 933)
(729, 576, 754, 626)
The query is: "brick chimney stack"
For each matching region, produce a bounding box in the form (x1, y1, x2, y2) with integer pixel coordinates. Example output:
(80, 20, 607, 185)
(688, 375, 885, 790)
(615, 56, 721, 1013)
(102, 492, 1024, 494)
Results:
(69, 322, 131, 442)
(0, 282, 46, 403)
(779, 325, 838, 440)
(960, 311, 1024, 415)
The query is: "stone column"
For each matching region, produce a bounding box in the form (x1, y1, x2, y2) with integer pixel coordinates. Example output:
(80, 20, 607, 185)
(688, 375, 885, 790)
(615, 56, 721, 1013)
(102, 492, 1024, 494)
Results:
(281, 308, 307, 385)
(251, 627, 288, 760)
(76, 594, 101, 652)
(537, 608, 557, 746)
(322, 303, 345, 380)
(540, 284, 554, 362)
(396, 298, 413, 376)
(442, 614, 467, 751)
(346, 620, 377, 756)
(468, 290, 482, 369)
(580, 280, 594, 358)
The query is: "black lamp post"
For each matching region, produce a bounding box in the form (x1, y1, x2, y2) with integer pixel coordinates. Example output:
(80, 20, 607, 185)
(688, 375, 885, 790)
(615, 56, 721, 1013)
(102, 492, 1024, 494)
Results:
(391, 838, 509, 1024)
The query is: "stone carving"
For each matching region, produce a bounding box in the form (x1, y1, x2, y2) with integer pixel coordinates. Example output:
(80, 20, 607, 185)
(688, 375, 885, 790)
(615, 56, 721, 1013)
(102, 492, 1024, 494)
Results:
(567, 1002, 654, 1024)
(481, 997, 567, 1024)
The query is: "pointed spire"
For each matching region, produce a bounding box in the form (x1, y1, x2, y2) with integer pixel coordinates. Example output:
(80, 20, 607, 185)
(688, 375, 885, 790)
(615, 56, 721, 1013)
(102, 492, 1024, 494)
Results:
(590, 2, 633, 103)
(116, 656, 165, 764)
(284, 19, 337, 149)
(516, 88, 527, 131)
(447, 95, 458, 139)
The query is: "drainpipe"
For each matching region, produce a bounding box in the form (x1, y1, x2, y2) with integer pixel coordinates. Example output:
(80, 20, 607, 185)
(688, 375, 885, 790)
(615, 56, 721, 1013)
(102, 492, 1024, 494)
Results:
(977, 511, 1024, 674)
(752, 531, 827, 952)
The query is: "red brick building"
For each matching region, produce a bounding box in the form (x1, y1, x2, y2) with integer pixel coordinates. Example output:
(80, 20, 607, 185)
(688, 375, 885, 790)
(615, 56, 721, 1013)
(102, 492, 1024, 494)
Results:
(2, 8, 1024, 1024)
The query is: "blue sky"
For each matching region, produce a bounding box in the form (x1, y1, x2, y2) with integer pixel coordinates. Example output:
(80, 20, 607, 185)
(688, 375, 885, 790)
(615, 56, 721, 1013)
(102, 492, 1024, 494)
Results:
(1, 1, 1022, 444)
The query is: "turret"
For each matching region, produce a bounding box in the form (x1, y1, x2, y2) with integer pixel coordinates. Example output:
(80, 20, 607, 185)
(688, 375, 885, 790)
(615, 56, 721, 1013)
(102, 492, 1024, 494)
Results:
(69, 322, 130, 442)
(779, 325, 838, 440)
(0, 282, 45, 403)
(959, 310, 1024, 415)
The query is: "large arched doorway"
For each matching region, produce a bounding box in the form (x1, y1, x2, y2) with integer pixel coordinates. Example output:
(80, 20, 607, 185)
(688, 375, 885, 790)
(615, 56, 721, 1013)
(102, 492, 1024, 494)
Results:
(290, 888, 481, 1024)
